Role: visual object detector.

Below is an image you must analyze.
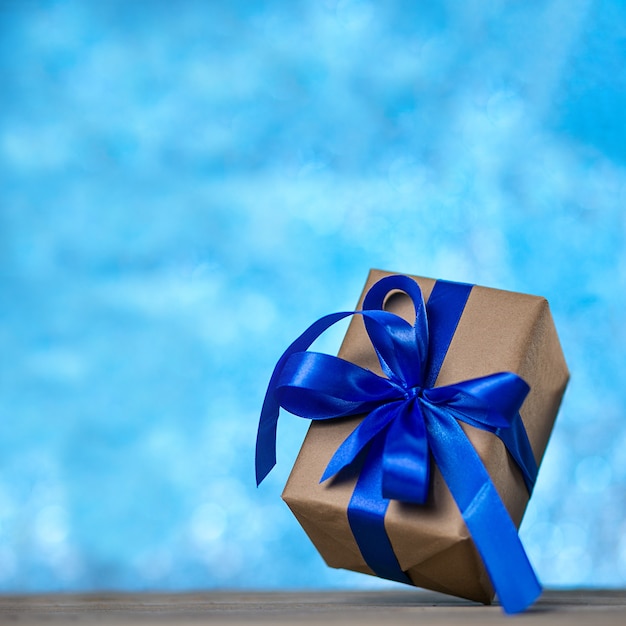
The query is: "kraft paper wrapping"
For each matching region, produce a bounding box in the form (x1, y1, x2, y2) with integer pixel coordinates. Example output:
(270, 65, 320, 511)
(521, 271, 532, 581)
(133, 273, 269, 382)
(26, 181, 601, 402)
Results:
(282, 269, 569, 604)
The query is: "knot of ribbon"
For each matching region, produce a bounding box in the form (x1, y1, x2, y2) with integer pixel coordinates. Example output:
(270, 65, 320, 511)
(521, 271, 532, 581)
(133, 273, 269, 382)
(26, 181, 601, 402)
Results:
(256, 275, 542, 614)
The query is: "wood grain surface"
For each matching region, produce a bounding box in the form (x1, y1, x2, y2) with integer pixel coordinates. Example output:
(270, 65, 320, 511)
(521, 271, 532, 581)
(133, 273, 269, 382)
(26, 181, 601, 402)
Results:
(0, 590, 624, 625)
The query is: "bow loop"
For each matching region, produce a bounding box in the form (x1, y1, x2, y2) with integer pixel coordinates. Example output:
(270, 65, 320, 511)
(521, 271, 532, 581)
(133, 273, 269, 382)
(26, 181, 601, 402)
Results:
(421, 372, 530, 431)
(381, 399, 430, 504)
(362, 275, 429, 388)
(276, 351, 402, 420)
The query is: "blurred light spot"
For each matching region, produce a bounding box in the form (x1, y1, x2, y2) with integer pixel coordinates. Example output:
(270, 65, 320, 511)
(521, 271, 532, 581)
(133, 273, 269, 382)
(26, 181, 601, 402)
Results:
(336, 0, 374, 30)
(0, 485, 16, 523)
(203, 310, 239, 346)
(239, 292, 276, 333)
(618, 527, 626, 581)
(43, 545, 83, 583)
(575, 455, 612, 493)
(203, 478, 248, 516)
(523, 521, 562, 558)
(26, 348, 87, 383)
(190, 502, 227, 545)
(0, 548, 17, 582)
(558, 522, 589, 552)
(199, 544, 244, 580)
(135, 549, 173, 582)
(553, 547, 592, 585)
(35, 505, 69, 546)
(388, 157, 430, 194)
(486, 90, 525, 127)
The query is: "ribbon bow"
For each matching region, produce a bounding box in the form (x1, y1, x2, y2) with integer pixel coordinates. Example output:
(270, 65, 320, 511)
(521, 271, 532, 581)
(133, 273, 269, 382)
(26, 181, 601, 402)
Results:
(256, 275, 542, 614)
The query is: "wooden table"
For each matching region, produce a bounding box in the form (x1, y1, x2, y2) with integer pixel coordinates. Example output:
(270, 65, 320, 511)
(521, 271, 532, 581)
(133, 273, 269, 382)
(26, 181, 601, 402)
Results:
(0, 590, 624, 625)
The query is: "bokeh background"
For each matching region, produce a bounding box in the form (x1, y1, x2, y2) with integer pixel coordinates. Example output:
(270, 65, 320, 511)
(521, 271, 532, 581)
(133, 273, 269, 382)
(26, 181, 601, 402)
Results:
(1, 0, 626, 593)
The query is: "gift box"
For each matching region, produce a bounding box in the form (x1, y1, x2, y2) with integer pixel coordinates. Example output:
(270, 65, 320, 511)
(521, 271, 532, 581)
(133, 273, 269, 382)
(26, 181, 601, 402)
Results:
(256, 269, 569, 613)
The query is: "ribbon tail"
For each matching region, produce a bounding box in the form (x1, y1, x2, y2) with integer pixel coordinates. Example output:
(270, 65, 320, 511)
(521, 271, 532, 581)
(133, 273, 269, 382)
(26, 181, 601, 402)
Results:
(496, 415, 538, 495)
(255, 311, 355, 486)
(321, 402, 403, 483)
(425, 405, 542, 614)
(256, 393, 280, 486)
(347, 433, 412, 585)
(382, 399, 430, 504)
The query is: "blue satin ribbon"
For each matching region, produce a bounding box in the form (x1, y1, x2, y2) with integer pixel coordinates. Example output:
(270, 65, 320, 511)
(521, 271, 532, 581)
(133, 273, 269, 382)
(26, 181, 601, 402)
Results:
(256, 275, 541, 614)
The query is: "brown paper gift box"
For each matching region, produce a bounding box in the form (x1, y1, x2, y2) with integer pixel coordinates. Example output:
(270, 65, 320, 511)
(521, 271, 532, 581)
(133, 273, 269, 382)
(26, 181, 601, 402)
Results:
(282, 269, 569, 604)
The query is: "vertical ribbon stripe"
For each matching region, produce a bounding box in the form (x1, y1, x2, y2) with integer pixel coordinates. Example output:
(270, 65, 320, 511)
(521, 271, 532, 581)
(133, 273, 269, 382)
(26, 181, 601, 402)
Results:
(347, 435, 411, 584)
(346, 280, 472, 585)
(424, 280, 473, 388)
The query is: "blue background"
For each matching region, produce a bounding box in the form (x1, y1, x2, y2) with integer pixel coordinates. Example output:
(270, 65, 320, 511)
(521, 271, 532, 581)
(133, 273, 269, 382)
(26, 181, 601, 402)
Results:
(1, 0, 625, 592)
